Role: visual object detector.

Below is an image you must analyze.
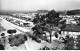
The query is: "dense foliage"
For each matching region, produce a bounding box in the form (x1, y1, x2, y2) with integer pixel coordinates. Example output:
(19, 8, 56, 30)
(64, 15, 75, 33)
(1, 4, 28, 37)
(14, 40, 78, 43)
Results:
(8, 34, 27, 47)
(76, 35, 80, 49)
(64, 36, 74, 50)
(66, 9, 80, 15)
(32, 9, 66, 43)
(61, 35, 79, 50)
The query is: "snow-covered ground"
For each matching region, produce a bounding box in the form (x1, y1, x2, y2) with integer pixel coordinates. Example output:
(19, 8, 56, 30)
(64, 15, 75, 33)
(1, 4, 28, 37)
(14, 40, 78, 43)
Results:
(24, 38, 45, 50)
(5, 36, 65, 50)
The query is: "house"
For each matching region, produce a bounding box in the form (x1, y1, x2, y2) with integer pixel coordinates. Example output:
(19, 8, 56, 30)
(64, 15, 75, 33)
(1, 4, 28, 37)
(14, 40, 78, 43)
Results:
(59, 15, 78, 25)
(61, 24, 80, 36)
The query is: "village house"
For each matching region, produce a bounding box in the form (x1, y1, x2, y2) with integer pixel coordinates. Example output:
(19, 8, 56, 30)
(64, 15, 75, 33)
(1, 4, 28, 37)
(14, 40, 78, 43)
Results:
(61, 24, 80, 36)
(59, 15, 80, 25)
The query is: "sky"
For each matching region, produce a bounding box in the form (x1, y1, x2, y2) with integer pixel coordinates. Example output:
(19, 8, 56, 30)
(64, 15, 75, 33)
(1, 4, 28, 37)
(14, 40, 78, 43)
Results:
(0, 0, 80, 12)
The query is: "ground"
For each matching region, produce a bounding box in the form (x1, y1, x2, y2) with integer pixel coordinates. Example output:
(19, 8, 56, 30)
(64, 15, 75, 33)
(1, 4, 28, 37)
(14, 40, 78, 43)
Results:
(0, 16, 65, 50)
(5, 36, 65, 50)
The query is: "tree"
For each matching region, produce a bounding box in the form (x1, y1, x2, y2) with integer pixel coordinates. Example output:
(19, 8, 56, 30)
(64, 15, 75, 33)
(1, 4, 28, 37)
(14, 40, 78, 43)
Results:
(66, 9, 80, 15)
(60, 35, 76, 50)
(45, 10, 66, 42)
(32, 9, 66, 43)
(76, 35, 80, 50)
(0, 37, 5, 50)
(32, 14, 47, 42)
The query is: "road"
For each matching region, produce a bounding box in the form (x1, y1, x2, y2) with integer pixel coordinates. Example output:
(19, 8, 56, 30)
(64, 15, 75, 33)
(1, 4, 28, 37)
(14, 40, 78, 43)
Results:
(0, 16, 32, 35)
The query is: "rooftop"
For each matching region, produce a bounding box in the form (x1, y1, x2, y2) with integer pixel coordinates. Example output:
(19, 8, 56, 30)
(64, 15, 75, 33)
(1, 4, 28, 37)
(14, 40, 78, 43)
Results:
(62, 24, 80, 32)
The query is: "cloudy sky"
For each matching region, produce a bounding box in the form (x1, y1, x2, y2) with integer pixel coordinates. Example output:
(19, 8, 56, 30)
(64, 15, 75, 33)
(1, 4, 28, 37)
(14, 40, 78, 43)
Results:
(0, 0, 80, 11)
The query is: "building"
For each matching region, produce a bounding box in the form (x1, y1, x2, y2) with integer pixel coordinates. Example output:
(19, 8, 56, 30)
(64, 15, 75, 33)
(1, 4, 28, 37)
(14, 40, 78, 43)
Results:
(59, 15, 79, 25)
(61, 24, 80, 36)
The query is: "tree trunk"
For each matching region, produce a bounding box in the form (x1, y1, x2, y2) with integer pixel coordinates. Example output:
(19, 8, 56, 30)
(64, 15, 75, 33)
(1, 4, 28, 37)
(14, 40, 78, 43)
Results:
(50, 31, 52, 43)
(43, 33, 46, 41)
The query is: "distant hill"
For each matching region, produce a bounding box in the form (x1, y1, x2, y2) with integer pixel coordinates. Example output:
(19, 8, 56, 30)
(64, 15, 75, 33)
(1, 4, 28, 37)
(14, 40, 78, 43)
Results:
(0, 10, 49, 15)
(37, 10, 49, 13)
(57, 10, 67, 15)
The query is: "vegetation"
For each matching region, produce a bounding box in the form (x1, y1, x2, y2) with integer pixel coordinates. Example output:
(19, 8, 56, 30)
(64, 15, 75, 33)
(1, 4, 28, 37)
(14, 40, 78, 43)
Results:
(39, 46, 50, 50)
(64, 36, 74, 50)
(76, 35, 80, 50)
(32, 9, 66, 43)
(66, 9, 80, 15)
(8, 34, 27, 47)
(62, 35, 79, 50)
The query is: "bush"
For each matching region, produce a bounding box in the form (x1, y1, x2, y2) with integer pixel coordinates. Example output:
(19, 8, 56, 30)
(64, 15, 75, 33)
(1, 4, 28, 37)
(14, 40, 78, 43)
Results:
(8, 34, 27, 47)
